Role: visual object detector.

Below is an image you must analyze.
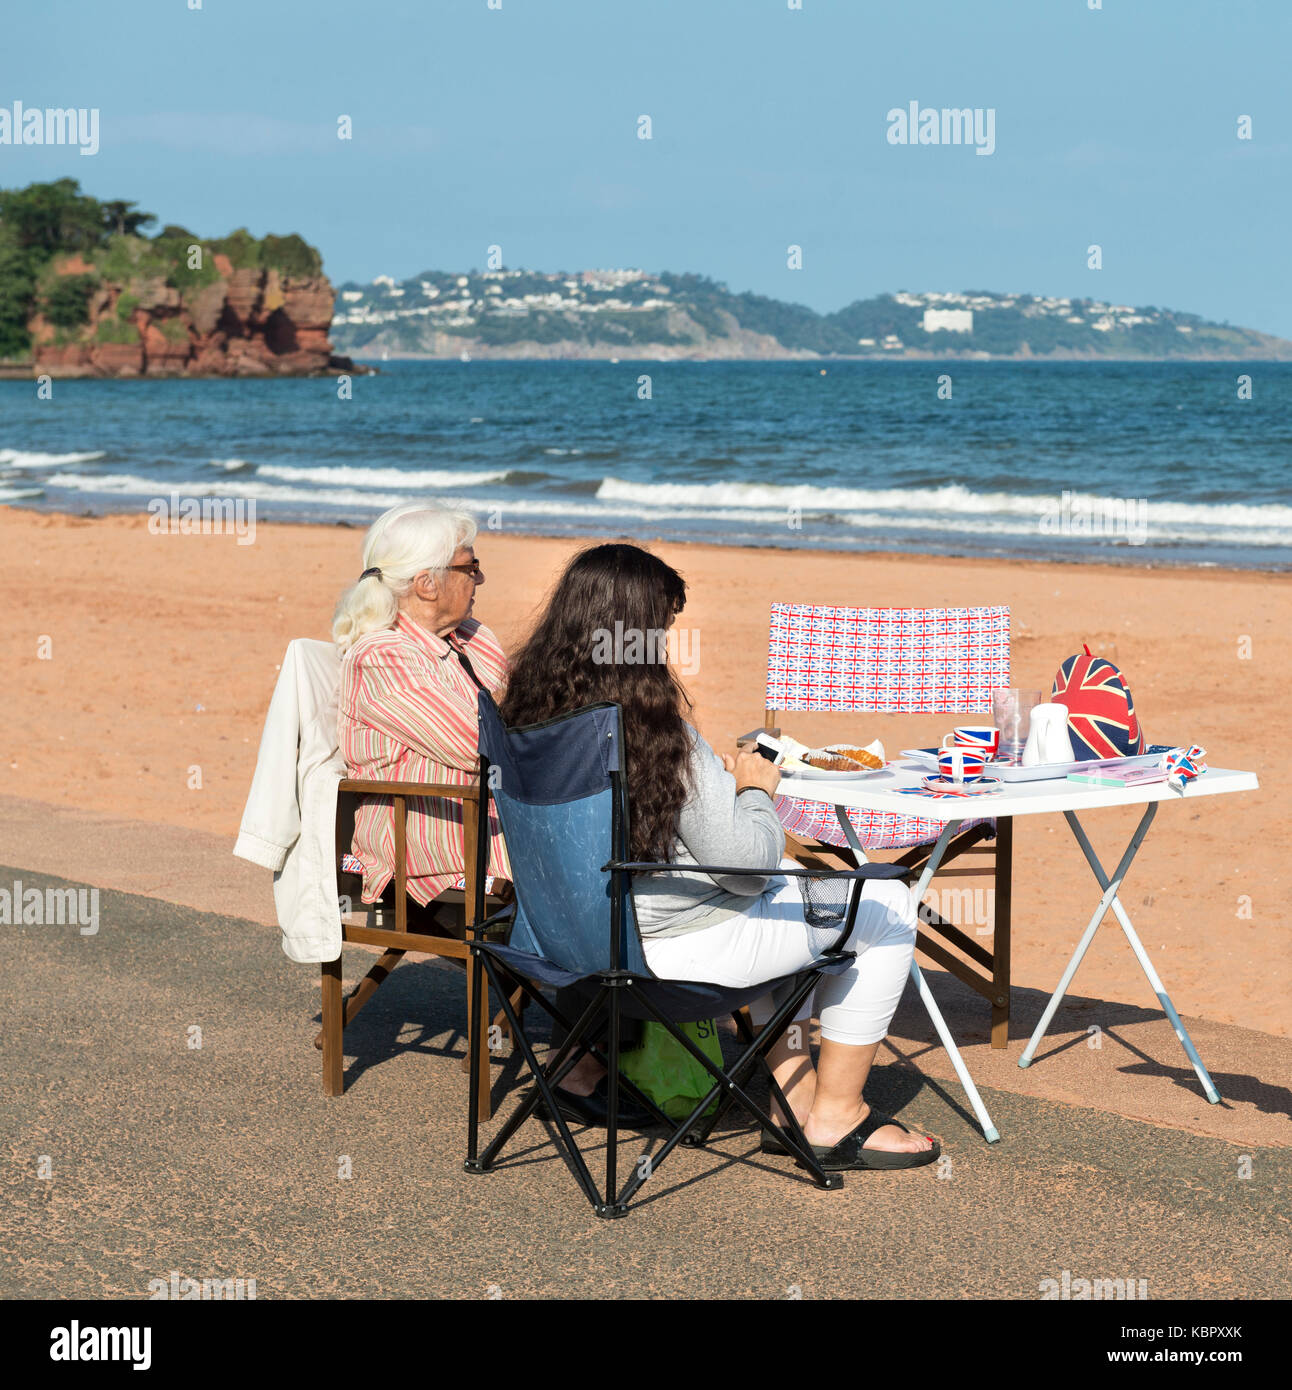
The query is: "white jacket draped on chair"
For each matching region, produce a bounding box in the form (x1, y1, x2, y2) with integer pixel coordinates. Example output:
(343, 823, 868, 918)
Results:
(234, 638, 345, 963)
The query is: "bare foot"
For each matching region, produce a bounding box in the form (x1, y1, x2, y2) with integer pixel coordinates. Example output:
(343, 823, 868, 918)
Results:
(804, 1102, 934, 1154)
(554, 1050, 605, 1097)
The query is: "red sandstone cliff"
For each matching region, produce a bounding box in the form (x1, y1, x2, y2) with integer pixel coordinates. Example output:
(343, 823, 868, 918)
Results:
(30, 253, 362, 378)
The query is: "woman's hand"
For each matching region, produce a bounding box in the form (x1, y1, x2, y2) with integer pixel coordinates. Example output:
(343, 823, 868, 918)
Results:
(723, 749, 781, 799)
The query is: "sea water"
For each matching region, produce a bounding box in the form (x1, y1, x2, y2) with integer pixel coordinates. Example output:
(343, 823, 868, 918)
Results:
(2, 359, 1289, 568)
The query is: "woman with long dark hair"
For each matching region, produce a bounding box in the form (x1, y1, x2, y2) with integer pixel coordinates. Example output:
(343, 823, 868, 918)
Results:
(501, 543, 937, 1171)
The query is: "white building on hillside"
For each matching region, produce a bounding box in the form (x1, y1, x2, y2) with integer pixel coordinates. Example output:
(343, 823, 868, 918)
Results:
(923, 307, 974, 334)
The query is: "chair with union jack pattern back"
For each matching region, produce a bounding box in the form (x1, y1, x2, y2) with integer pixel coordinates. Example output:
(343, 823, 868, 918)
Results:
(763, 602, 1016, 1048)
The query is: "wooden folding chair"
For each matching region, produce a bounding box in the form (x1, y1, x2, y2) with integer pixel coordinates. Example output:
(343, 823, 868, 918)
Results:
(760, 602, 1015, 1047)
(317, 778, 521, 1121)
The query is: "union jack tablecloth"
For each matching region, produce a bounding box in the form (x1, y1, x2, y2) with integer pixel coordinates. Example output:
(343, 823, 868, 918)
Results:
(776, 795, 996, 852)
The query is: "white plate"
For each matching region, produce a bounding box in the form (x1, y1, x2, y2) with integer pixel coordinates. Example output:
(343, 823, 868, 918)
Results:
(782, 743, 890, 782)
(790, 764, 894, 784)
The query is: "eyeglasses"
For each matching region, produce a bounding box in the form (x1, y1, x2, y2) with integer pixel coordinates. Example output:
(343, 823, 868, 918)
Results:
(445, 559, 483, 578)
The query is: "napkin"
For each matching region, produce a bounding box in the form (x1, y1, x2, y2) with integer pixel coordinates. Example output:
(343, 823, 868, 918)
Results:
(1165, 744, 1206, 793)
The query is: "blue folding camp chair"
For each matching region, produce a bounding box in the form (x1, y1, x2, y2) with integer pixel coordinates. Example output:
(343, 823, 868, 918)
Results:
(463, 693, 913, 1219)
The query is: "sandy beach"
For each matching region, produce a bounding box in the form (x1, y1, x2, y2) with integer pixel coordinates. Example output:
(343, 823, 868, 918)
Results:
(3, 504, 1288, 1036)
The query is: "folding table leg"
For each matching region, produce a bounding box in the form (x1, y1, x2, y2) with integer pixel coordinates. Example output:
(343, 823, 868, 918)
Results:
(1019, 806, 1155, 1070)
(908, 961, 1001, 1143)
(833, 808, 1001, 1143)
(1019, 806, 1220, 1104)
(1115, 904, 1221, 1104)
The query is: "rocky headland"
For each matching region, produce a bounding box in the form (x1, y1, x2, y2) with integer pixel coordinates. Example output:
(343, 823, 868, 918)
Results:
(28, 251, 356, 378)
(0, 179, 363, 378)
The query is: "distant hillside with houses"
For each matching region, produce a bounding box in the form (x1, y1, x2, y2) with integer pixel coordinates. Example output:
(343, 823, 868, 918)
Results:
(329, 269, 1292, 361)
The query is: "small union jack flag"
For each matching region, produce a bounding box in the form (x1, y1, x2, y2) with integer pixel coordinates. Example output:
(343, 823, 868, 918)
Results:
(1052, 646, 1145, 760)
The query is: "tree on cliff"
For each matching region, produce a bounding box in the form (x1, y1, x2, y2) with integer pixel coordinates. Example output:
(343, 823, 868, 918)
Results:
(0, 228, 37, 358)
(100, 199, 157, 239)
(0, 178, 115, 257)
(0, 180, 114, 354)
(41, 274, 100, 329)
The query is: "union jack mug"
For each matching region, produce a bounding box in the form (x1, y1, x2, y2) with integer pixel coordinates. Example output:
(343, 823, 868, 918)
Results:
(940, 725, 1000, 757)
(937, 747, 989, 783)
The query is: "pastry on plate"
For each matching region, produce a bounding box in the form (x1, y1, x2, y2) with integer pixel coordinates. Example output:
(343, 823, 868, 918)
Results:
(803, 750, 868, 773)
(829, 745, 884, 770)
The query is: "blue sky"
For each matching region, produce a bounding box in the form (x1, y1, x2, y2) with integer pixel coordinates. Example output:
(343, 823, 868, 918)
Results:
(4, 0, 1290, 335)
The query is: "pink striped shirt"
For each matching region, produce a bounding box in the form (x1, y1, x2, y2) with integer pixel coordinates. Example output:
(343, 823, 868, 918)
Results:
(338, 611, 510, 906)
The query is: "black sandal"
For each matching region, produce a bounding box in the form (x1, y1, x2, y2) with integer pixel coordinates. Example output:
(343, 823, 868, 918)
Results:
(761, 1109, 940, 1170)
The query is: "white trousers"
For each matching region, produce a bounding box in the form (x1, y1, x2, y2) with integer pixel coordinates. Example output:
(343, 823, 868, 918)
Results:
(641, 864, 917, 1046)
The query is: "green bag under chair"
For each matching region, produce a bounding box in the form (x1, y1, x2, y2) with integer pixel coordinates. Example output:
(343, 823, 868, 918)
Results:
(618, 1018, 725, 1120)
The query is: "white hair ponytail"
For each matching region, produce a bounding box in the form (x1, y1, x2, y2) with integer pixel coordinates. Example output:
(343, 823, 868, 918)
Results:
(332, 502, 478, 653)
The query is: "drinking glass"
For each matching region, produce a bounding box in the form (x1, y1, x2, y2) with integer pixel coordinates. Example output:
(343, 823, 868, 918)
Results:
(991, 688, 1043, 763)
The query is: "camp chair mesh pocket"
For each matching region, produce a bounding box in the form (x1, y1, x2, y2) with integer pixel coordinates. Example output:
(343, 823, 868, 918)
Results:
(795, 871, 854, 930)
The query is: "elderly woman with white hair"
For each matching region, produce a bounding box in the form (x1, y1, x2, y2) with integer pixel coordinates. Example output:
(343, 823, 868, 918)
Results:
(334, 503, 655, 1129)
(333, 502, 509, 919)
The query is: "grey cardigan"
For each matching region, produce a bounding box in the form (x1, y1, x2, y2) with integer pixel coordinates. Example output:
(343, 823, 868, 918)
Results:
(632, 727, 787, 939)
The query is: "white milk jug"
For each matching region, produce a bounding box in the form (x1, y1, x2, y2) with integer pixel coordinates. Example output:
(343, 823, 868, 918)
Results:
(1022, 702, 1075, 766)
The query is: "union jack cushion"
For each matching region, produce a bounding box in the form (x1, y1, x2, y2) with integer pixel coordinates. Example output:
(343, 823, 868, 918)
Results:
(1052, 646, 1145, 760)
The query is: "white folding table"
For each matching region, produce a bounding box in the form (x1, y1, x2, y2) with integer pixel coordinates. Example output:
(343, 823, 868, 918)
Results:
(775, 761, 1260, 1143)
